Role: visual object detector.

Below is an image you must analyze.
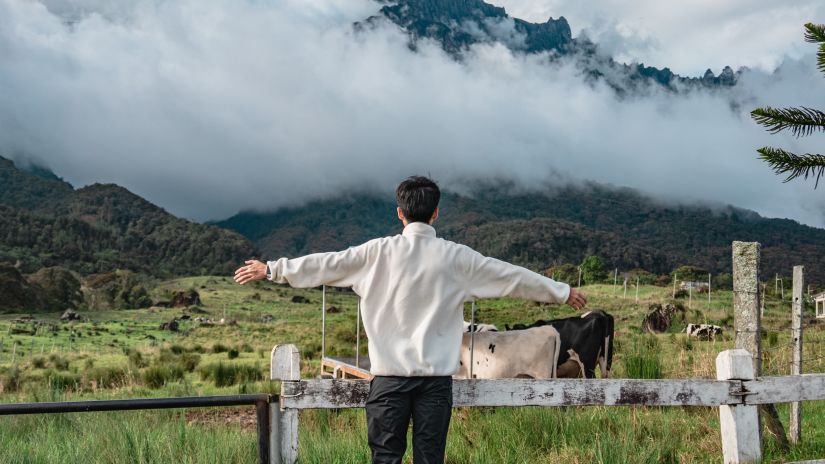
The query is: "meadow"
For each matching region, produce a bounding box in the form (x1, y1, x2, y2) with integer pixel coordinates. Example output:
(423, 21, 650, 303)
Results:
(0, 276, 823, 463)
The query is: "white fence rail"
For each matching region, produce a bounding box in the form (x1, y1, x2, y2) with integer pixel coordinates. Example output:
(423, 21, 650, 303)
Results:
(267, 345, 825, 464)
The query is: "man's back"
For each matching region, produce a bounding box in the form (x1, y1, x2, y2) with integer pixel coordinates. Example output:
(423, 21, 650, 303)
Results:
(265, 221, 570, 376)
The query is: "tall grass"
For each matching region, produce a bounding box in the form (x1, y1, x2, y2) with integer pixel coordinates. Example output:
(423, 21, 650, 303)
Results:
(624, 336, 663, 379)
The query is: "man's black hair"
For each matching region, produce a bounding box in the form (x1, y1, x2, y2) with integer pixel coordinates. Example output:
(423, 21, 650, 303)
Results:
(396, 176, 440, 223)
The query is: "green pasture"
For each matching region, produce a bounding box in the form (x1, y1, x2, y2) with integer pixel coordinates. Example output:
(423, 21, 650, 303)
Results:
(0, 277, 823, 463)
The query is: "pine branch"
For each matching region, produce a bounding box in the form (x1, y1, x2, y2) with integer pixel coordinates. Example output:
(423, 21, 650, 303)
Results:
(757, 147, 825, 187)
(818, 43, 825, 75)
(804, 23, 825, 44)
(751, 106, 825, 137)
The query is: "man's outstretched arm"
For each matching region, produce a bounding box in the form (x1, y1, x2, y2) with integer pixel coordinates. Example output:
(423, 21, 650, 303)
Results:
(234, 243, 371, 288)
(460, 248, 587, 309)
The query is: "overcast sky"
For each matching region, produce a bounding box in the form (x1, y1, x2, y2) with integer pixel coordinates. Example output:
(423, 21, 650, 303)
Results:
(1, 0, 824, 227)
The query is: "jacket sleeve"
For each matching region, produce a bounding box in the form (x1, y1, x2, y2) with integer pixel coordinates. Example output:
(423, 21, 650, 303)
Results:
(459, 246, 570, 304)
(266, 242, 372, 289)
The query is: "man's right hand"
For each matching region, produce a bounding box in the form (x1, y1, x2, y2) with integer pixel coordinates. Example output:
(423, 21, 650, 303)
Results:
(566, 288, 587, 310)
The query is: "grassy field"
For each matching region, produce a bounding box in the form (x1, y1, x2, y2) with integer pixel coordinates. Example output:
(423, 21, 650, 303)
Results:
(1, 276, 824, 463)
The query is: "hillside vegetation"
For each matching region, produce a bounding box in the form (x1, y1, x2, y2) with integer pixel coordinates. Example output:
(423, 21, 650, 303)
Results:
(0, 157, 257, 277)
(217, 182, 825, 285)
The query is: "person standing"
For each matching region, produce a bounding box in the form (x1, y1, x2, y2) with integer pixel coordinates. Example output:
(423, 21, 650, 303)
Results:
(234, 175, 586, 463)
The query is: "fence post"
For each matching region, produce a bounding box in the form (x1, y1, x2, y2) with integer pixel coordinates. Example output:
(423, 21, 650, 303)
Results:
(731, 241, 788, 450)
(791, 265, 804, 443)
(716, 349, 761, 463)
(271, 344, 300, 464)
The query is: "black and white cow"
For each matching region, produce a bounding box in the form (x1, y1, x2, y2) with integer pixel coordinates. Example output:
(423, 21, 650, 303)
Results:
(505, 310, 614, 378)
(686, 323, 723, 341)
(463, 321, 499, 332)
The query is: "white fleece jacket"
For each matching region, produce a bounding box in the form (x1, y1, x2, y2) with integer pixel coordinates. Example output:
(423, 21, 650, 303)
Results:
(266, 222, 570, 376)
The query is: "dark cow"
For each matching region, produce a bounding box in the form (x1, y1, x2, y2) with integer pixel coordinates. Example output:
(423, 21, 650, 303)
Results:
(505, 310, 614, 378)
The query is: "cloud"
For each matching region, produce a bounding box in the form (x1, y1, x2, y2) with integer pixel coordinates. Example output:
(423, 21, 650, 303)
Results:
(0, 0, 824, 227)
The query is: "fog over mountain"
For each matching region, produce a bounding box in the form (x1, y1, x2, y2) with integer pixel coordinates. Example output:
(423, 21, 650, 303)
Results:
(1, 0, 824, 225)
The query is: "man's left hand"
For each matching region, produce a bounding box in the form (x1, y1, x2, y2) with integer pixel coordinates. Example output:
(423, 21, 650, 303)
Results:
(234, 260, 267, 285)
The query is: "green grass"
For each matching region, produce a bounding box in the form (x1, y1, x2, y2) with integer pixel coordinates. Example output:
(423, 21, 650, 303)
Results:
(0, 276, 824, 462)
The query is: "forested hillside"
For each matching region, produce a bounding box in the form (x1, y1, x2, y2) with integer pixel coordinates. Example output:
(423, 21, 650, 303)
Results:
(0, 157, 256, 277)
(217, 182, 825, 284)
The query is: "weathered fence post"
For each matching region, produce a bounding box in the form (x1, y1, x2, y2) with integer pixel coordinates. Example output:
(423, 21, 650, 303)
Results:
(731, 241, 788, 450)
(271, 344, 300, 464)
(791, 265, 804, 444)
(717, 349, 761, 463)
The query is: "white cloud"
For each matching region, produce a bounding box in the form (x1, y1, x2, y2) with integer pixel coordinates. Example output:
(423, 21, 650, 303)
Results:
(0, 0, 823, 227)
(490, 0, 825, 75)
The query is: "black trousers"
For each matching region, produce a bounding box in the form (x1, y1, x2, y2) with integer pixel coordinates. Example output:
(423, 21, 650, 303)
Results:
(365, 376, 452, 464)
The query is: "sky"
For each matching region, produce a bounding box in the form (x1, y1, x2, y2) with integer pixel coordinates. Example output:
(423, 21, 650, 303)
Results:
(0, 0, 824, 226)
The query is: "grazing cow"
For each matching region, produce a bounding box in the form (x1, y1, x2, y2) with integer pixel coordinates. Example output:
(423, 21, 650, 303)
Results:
(686, 323, 723, 341)
(455, 326, 560, 379)
(505, 310, 614, 379)
(463, 321, 498, 332)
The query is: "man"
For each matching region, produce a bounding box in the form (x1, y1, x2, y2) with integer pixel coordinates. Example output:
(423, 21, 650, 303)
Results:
(234, 176, 587, 464)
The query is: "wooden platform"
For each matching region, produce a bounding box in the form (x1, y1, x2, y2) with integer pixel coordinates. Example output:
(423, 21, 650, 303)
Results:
(321, 356, 372, 379)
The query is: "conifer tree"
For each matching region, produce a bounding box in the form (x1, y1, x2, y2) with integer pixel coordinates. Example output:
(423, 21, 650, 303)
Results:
(751, 23, 825, 186)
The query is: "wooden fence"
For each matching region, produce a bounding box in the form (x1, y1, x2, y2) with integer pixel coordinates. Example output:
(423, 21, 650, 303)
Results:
(263, 242, 824, 463)
(267, 344, 825, 464)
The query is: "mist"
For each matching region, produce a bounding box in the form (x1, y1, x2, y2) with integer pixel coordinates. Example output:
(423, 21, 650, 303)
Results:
(1, 0, 824, 226)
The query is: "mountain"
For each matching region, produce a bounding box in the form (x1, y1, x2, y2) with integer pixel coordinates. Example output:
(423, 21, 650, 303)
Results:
(0, 156, 257, 277)
(361, 0, 738, 92)
(216, 182, 825, 285)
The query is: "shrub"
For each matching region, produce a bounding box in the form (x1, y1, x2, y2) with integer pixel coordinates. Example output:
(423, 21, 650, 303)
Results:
(179, 353, 201, 372)
(169, 344, 186, 354)
(48, 354, 69, 371)
(199, 362, 262, 387)
(1, 367, 21, 392)
(211, 343, 229, 354)
(84, 366, 129, 389)
(239, 343, 254, 353)
(47, 371, 81, 391)
(189, 344, 205, 353)
(227, 349, 239, 359)
(580, 255, 607, 284)
(142, 364, 185, 389)
(127, 349, 148, 369)
(31, 357, 47, 369)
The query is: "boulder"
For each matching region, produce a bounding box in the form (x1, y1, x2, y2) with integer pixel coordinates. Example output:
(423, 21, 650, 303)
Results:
(642, 303, 685, 333)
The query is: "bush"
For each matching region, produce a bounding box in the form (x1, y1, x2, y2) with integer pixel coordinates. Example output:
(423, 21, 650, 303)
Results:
(142, 364, 185, 389)
(1, 367, 22, 392)
(227, 349, 240, 359)
(31, 357, 47, 369)
(48, 354, 69, 371)
(199, 362, 262, 387)
(580, 255, 607, 284)
(543, 263, 579, 285)
(189, 344, 205, 354)
(127, 349, 148, 369)
(84, 366, 129, 389)
(239, 343, 254, 353)
(211, 343, 229, 354)
(169, 344, 186, 354)
(179, 353, 201, 372)
(46, 371, 81, 391)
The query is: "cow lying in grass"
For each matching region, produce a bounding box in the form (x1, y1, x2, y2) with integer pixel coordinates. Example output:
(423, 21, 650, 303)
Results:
(505, 310, 614, 379)
(454, 325, 561, 379)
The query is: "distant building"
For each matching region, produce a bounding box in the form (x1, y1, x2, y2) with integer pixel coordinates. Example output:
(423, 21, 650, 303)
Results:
(680, 281, 709, 291)
(815, 292, 825, 319)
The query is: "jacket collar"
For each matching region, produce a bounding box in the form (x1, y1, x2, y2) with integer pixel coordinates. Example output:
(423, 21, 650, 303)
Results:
(402, 222, 436, 237)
